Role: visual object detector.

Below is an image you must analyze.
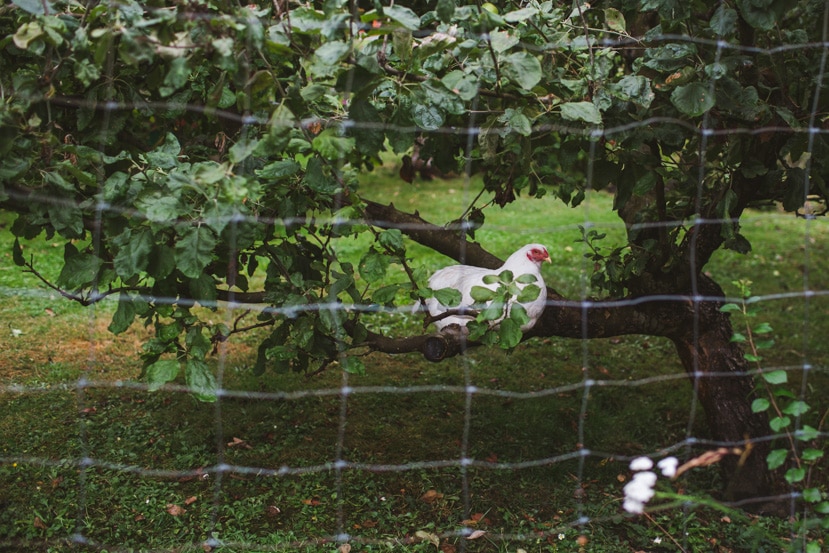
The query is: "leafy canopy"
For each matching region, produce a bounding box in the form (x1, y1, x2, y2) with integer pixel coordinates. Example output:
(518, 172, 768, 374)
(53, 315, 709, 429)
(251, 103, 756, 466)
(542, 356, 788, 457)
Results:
(1, 0, 827, 398)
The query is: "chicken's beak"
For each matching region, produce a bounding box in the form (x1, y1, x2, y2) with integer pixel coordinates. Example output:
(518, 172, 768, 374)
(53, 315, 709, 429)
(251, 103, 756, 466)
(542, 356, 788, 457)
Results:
(544, 255, 552, 263)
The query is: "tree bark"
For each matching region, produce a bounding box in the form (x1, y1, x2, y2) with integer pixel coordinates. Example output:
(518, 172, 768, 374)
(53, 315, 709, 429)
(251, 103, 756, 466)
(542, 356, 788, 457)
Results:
(668, 275, 774, 510)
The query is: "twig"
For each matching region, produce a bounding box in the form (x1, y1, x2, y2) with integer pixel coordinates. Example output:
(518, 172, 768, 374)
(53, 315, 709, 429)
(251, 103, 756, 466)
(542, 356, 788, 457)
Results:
(22, 256, 148, 307)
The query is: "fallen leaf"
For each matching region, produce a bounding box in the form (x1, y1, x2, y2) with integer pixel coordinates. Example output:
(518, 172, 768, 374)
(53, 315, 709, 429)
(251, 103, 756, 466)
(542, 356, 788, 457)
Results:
(338, 544, 351, 553)
(420, 489, 444, 503)
(227, 437, 252, 449)
(33, 516, 47, 529)
(44, 308, 55, 317)
(184, 496, 198, 506)
(166, 504, 186, 516)
(466, 530, 487, 540)
(415, 530, 440, 548)
(266, 505, 281, 517)
(302, 498, 321, 506)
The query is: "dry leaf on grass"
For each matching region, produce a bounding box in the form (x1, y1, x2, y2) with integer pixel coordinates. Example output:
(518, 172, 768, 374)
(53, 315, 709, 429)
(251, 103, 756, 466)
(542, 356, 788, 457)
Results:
(166, 504, 186, 516)
(420, 489, 443, 503)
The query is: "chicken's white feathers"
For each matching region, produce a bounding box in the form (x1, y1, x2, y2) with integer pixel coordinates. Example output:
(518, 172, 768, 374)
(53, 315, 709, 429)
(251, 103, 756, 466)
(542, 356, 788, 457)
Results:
(424, 244, 550, 331)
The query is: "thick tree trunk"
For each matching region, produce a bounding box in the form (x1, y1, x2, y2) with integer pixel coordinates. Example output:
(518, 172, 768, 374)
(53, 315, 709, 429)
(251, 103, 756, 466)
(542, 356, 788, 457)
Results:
(669, 275, 773, 510)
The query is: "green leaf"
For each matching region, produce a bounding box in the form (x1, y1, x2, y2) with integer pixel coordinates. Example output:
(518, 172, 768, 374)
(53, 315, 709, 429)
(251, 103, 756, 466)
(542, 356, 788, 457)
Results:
(138, 193, 181, 223)
(378, 229, 404, 252)
(303, 157, 339, 194)
(730, 332, 747, 343)
(229, 137, 260, 164)
(47, 201, 84, 239)
(470, 285, 497, 303)
(736, 0, 779, 30)
(186, 326, 212, 360)
(802, 448, 824, 462)
(176, 226, 217, 279)
(12, 238, 25, 267)
(12, 0, 56, 15)
(502, 52, 542, 90)
(782, 400, 810, 416)
(752, 322, 773, 334)
(802, 487, 822, 503)
(341, 356, 366, 375)
(57, 244, 103, 290)
(762, 370, 788, 384)
(384, 5, 421, 30)
(358, 251, 390, 283)
(349, 99, 385, 156)
(560, 102, 603, 125)
(441, 70, 479, 101)
(186, 358, 218, 401)
(505, 109, 532, 136)
(160, 57, 189, 97)
(411, 102, 444, 131)
(257, 159, 301, 179)
(108, 293, 136, 335)
(755, 338, 775, 349)
(436, 0, 455, 23)
(503, 6, 538, 23)
(515, 273, 539, 284)
(604, 8, 626, 33)
(480, 299, 506, 321)
(312, 128, 355, 160)
(114, 228, 154, 278)
(785, 467, 806, 484)
(516, 284, 541, 303)
(433, 287, 462, 307)
(750, 398, 769, 413)
(509, 303, 530, 327)
(769, 416, 791, 432)
(372, 284, 400, 305)
(671, 82, 716, 117)
(797, 425, 820, 441)
(498, 318, 523, 349)
(145, 359, 180, 392)
(190, 273, 218, 304)
(719, 303, 741, 313)
(608, 75, 654, 109)
(710, 5, 738, 36)
(766, 448, 788, 470)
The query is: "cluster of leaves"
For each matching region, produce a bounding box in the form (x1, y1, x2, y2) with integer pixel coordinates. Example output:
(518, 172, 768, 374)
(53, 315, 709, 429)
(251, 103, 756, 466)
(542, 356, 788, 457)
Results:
(722, 279, 828, 551)
(2, 0, 829, 395)
(431, 269, 543, 349)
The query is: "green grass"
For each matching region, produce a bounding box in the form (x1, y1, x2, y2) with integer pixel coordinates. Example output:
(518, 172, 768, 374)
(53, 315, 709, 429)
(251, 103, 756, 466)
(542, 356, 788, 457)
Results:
(0, 166, 827, 552)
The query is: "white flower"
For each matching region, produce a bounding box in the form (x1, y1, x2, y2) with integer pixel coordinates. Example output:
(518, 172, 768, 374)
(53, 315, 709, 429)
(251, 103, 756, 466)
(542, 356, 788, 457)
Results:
(629, 456, 653, 472)
(654, 537, 663, 544)
(623, 471, 657, 513)
(623, 498, 645, 514)
(558, 533, 565, 540)
(657, 456, 679, 478)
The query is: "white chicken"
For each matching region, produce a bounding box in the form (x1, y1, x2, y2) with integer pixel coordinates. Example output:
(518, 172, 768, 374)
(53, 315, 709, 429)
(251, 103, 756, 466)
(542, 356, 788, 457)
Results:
(424, 244, 550, 331)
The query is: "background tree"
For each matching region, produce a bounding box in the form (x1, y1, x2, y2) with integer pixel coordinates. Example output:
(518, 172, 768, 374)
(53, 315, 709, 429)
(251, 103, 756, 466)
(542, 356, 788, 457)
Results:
(1, 0, 826, 508)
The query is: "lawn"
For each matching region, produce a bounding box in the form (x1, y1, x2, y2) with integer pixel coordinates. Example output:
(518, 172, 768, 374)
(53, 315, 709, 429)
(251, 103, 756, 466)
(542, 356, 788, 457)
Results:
(0, 161, 827, 552)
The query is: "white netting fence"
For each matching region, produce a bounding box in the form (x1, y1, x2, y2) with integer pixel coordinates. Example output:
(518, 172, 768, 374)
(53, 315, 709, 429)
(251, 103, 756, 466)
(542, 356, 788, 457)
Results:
(1, 3, 829, 552)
